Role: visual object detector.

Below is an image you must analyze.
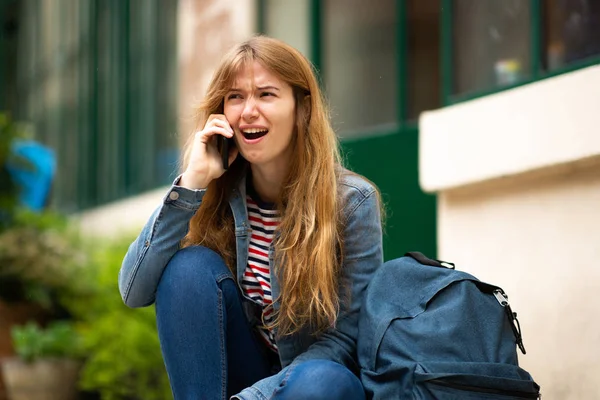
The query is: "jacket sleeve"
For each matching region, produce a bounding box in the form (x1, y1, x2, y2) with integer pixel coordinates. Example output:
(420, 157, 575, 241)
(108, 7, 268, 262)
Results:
(118, 180, 206, 308)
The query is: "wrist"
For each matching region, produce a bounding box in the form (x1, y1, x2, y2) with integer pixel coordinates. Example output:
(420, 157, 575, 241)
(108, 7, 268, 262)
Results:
(179, 171, 210, 190)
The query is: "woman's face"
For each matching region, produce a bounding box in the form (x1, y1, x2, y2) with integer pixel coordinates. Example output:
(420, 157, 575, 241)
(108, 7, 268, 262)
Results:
(224, 61, 296, 171)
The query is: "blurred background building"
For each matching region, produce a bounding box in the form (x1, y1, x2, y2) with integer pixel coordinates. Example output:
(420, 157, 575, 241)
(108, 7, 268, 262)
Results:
(1, 0, 599, 398)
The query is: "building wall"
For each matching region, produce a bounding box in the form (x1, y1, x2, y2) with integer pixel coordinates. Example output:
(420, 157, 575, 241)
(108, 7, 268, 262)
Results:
(76, 185, 168, 238)
(438, 164, 600, 399)
(420, 65, 600, 399)
(177, 0, 255, 142)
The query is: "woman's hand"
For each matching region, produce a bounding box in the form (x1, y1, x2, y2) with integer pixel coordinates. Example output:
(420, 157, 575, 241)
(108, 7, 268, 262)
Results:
(179, 114, 238, 189)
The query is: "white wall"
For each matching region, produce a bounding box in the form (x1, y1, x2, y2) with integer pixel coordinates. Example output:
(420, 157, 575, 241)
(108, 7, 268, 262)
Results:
(420, 65, 600, 399)
(75, 186, 168, 238)
(178, 0, 255, 141)
(420, 65, 600, 192)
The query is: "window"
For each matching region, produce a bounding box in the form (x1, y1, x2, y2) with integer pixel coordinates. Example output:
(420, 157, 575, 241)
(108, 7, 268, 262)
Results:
(260, 0, 600, 122)
(407, 0, 441, 120)
(450, 0, 600, 101)
(13, 0, 178, 211)
(544, 0, 600, 70)
(260, 0, 442, 128)
(453, 0, 532, 96)
(323, 0, 397, 137)
(0, 0, 19, 113)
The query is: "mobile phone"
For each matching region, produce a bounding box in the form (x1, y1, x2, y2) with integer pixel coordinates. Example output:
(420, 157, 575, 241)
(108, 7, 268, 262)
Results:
(217, 135, 234, 170)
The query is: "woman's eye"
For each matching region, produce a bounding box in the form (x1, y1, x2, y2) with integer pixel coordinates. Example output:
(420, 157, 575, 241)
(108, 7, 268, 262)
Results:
(227, 94, 242, 100)
(260, 92, 275, 98)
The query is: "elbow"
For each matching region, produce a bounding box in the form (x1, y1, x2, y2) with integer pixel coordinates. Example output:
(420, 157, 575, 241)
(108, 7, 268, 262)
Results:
(118, 250, 150, 308)
(120, 286, 154, 309)
(118, 268, 153, 308)
(121, 296, 138, 309)
(118, 280, 137, 308)
(123, 299, 150, 309)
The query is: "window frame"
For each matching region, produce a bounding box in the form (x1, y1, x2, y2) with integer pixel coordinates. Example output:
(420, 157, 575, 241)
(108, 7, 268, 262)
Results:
(442, 0, 600, 106)
(258, 0, 413, 137)
(259, 0, 600, 128)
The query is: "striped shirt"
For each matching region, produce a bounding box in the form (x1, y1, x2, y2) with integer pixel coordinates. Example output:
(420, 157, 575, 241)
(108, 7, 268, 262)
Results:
(241, 193, 280, 352)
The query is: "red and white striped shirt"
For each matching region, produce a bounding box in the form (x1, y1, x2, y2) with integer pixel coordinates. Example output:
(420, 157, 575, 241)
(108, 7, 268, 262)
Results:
(241, 194, 280, 352)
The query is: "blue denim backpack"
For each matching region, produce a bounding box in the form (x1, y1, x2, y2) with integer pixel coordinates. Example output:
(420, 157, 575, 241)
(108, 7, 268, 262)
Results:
(358, 252, 541, 399)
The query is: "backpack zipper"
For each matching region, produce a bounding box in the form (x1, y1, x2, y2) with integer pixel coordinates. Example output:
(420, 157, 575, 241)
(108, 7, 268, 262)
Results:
(493, 289, 527, 354)
(428, 379, 540, 399)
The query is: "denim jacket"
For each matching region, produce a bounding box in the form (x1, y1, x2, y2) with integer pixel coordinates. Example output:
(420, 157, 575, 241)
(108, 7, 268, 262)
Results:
(118, 168, 383, 399)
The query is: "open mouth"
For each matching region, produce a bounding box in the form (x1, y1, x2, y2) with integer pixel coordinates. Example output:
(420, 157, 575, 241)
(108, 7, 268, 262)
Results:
(241, 128, 269, 140)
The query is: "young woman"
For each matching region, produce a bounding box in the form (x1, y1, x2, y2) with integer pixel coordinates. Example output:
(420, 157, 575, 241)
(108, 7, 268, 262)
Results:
(118, 36, 384, 400)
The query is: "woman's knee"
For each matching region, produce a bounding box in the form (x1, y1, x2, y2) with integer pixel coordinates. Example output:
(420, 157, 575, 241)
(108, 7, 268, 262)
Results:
(276, 360, 365, 400)
(157, 246, 232, 298)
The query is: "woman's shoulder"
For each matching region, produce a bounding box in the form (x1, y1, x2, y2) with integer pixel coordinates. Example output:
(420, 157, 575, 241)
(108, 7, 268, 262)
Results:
(336, 167, 379, 215)
(337, 166, 377, 197)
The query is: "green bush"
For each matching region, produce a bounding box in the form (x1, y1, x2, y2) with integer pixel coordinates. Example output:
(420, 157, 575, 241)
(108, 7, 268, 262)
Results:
(0, 208, 86, 309)
(63, 235, 172, 400)
(11, 321, 83, 363)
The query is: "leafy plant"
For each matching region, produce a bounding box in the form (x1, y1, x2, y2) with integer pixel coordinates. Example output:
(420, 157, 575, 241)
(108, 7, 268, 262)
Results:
(0, 208, 87, 310)
(0, 112, 32, 231)
(11, 320, 83, 363)
(62, 235, 172, 400)
(0, 113, 76, 310)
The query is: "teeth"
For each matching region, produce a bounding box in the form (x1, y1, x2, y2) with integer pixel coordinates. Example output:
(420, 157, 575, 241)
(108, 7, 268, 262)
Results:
(242, 128, 268, 134)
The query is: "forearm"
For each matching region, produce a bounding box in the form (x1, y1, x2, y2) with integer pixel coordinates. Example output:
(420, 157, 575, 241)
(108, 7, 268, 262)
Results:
(118, 182, 206, 307)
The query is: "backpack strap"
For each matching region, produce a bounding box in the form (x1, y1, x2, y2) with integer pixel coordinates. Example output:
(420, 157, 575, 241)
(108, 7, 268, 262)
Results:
(404, 251, 456, 269)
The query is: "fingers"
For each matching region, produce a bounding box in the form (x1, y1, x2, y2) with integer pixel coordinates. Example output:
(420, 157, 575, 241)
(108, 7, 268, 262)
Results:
(207, 114, 233, 135)
(212, 118, 234, 137)
(196, 115, 234, 143)
(195, 127, 232, 145)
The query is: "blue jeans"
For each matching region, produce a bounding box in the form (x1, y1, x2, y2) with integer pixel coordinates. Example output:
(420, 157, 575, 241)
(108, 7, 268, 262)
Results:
(155, 246, 365, 400)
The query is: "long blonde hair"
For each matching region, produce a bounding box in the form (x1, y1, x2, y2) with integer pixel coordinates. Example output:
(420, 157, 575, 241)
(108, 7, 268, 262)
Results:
(182, 36, 354, 336)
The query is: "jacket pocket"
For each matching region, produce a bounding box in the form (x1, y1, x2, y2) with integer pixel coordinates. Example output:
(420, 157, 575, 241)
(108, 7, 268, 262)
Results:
(413, 362, 540, 400)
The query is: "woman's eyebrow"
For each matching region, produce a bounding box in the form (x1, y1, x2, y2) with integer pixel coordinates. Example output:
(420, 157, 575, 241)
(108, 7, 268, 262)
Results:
(228, 85, 280, 92)
(257, 85, 280, 91)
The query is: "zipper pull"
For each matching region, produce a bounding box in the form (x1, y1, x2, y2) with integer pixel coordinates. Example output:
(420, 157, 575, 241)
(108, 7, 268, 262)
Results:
(493, 289, 509, 306)
(493, 289, 527, 355)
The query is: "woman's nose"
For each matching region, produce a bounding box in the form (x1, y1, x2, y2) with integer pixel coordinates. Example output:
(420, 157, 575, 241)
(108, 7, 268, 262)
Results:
(241, 97, 259, 121)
